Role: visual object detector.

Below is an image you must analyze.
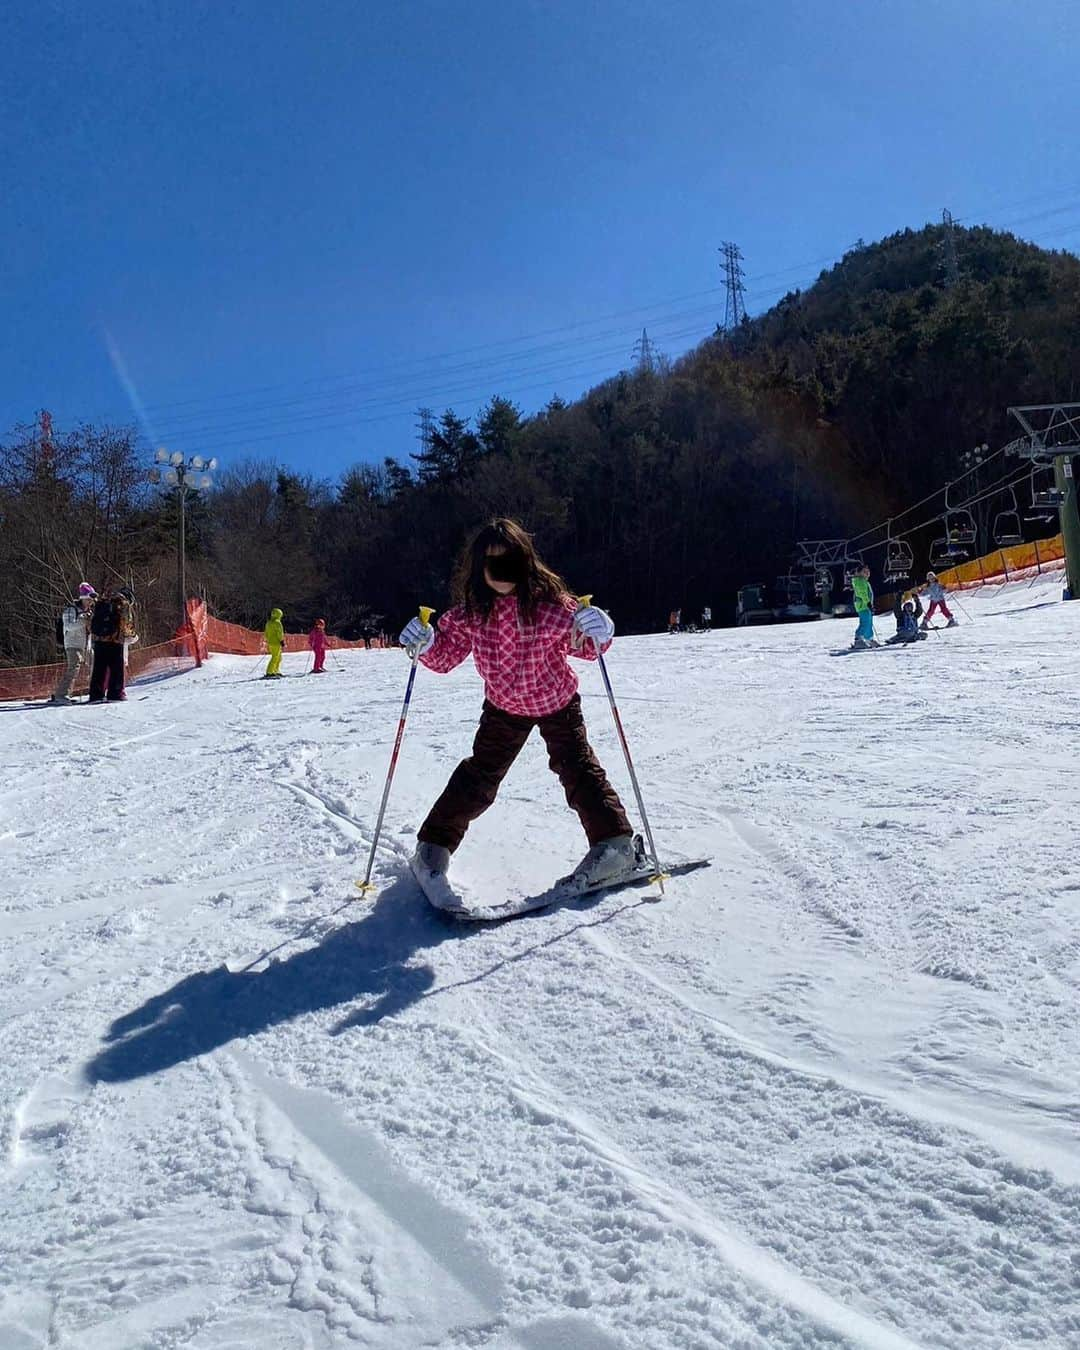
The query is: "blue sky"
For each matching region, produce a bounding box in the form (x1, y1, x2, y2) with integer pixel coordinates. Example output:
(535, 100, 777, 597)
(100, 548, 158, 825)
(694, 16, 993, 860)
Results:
(2, 0, 1079, 482)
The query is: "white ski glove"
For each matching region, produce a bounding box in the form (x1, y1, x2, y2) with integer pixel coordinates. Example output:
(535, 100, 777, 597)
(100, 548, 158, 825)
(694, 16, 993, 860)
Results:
(399, 615, 435, 655)
(573, 604, 614, 646)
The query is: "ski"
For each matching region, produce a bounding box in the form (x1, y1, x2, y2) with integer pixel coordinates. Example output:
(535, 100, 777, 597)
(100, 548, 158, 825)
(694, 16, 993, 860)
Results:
(829, 644, 911, 656)
(453, 856, 712, 923)
(408, 839, 711, 923)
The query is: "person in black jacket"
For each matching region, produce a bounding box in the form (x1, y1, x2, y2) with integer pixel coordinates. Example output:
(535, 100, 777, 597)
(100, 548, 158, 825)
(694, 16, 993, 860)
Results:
(88, 586, 136, 702)
(886, 591, 926, 645)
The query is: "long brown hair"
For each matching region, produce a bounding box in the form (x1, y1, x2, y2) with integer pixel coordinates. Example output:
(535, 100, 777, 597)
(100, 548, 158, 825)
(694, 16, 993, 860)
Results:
(452, 518, 569, 623)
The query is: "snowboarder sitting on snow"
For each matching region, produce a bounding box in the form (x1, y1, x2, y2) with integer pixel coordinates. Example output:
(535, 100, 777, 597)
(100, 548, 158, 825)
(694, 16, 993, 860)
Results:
(922, 572, 958, 629)
(851, 564, 877, 649)
(398, 517, 635, 909)
(309, 618, 328, 673)
(886, 591, 926, 644)
(264, 608, 285, 678)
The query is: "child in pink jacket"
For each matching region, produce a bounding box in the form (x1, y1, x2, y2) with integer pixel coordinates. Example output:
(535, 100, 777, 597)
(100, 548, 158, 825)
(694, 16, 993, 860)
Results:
(308, 618, 328, 673)
(398, 518, 634, 908)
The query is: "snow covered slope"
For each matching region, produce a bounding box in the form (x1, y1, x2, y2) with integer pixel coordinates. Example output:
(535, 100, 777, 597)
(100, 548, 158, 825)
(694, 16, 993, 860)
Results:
(2, 574, 1078, 1349)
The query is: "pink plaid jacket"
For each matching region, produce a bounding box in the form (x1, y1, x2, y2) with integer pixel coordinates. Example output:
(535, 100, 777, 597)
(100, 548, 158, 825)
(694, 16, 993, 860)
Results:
(420, 594, 608, 717)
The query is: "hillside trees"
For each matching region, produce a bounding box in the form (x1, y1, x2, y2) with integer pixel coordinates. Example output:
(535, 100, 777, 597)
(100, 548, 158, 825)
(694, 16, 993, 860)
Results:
(3, 223, 1079, 667)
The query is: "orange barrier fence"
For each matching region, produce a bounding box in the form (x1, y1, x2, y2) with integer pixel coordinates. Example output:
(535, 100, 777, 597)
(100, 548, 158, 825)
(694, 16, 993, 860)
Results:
(937, 534, 1065, 591)
(0, 600, 390, 702)
(185, 600, 388, 659)
(0, 634, 198, 703)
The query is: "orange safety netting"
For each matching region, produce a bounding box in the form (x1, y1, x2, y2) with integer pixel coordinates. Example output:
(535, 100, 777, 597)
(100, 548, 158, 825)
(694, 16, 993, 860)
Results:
(0, 634, 199, 704)
(184, 600, 388, 659)
(937, 534, 1065, 591)
(0, 601, 390, 702)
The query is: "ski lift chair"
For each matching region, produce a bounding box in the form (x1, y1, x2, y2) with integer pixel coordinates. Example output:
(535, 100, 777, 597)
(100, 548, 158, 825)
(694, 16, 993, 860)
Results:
(884, 537, 914, 584)
(944, 511, 976, 555)
(1025, 464, 1065, 521)
(842, 554, 863, 588)
(812, 567, 833, 597)
(929, 535, 954, 569)
(992, 488, 1024, 548)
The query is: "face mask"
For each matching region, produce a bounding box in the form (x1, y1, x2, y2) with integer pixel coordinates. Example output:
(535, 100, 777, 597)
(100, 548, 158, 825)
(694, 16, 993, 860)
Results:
(485, 552, 526, 584)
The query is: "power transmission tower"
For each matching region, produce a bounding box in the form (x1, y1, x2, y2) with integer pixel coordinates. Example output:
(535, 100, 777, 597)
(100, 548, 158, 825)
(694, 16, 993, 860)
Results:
(415, 407, 436, 454)
(719, 242, 747, 330)
(631, 328, 659, 374)
(940, 209, 961, 288)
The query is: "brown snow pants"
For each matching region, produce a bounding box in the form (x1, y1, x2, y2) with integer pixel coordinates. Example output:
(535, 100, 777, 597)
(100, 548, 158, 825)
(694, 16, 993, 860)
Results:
(419, 695, 632, 852)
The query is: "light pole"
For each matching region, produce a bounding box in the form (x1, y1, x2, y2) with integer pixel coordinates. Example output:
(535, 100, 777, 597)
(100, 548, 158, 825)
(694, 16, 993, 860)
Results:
(148, 450, 217, 625)
(959, 442, 989, 547)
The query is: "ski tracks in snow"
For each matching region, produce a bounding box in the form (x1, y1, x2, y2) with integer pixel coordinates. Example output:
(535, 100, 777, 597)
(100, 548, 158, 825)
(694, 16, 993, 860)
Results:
(4, 599, 1080, 1347)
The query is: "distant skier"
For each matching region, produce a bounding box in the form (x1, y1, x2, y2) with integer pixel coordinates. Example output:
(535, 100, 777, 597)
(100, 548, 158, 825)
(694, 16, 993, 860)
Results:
(88, 584, 136, 703)
(398, 517, 635, 909)
(264, 608, 284, 678)
(701, 605, 712, 629)
(851, 564, 877, 649)
(885, 591, 926, 645)
(668, 608, 682, 633)
(309, 618, 328, 673)
(50, 582, 96, 704)
(922, 572, 958, 629)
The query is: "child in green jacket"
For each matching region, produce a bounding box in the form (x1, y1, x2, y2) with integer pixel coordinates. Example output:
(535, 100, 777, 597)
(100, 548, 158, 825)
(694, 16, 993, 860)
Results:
(851, 565, 877, 649)
(264, 608, 284, 678)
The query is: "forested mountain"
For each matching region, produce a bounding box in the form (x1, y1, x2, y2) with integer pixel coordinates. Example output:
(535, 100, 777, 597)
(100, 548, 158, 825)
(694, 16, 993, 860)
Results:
(3, 223, 1078, 664)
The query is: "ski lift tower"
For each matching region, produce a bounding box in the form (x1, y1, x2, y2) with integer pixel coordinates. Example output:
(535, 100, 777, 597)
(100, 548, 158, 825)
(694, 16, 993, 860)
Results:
(1005, 403, 1080, 599)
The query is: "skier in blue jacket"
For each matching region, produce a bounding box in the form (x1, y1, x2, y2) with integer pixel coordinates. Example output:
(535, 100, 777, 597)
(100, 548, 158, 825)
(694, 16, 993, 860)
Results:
(886, 592, 926, 645)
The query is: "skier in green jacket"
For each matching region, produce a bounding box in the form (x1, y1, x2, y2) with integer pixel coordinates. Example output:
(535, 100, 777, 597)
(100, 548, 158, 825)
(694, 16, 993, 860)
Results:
(264, 608, 285, 678)
(851, 565, 877, 649)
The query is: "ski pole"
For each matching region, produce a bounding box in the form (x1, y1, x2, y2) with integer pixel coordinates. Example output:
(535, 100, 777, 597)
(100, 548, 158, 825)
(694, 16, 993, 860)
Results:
(578, 596, 669, 892)
(356, 606, 435, 896)
(951, 593, 975, 624)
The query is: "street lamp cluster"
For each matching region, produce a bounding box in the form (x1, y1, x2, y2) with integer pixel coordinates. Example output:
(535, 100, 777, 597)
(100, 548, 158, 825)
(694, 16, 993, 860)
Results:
(957, 443, 991, 547)
(960, 442, 989, 473)
(148, 447, 218, 489)
(148, 449, 219, 624)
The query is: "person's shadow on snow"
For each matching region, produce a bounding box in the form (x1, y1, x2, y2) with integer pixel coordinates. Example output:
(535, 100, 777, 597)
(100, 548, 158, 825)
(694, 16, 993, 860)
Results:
(84, 875, 471, 1084)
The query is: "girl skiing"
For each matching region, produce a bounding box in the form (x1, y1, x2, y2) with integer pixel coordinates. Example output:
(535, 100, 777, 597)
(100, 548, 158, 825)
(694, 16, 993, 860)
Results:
(922, 572, 958, 628)
(398, 518, 634, 908)
(308, 618, 328, 673)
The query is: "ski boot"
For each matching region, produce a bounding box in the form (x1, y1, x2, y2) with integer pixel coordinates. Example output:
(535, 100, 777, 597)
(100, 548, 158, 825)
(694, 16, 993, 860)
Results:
(561, 834, 637, 893)
(409, 842, 466, 911)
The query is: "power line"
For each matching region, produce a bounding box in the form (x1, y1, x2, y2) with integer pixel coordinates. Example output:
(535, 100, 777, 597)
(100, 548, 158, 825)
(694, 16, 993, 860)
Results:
(93, 186, 1080, 452)
(856, 460, 1034, 557)
(174, 320, 723, 454)
(846, 444, 1010, 550)
(118, 189, 1079, 425)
